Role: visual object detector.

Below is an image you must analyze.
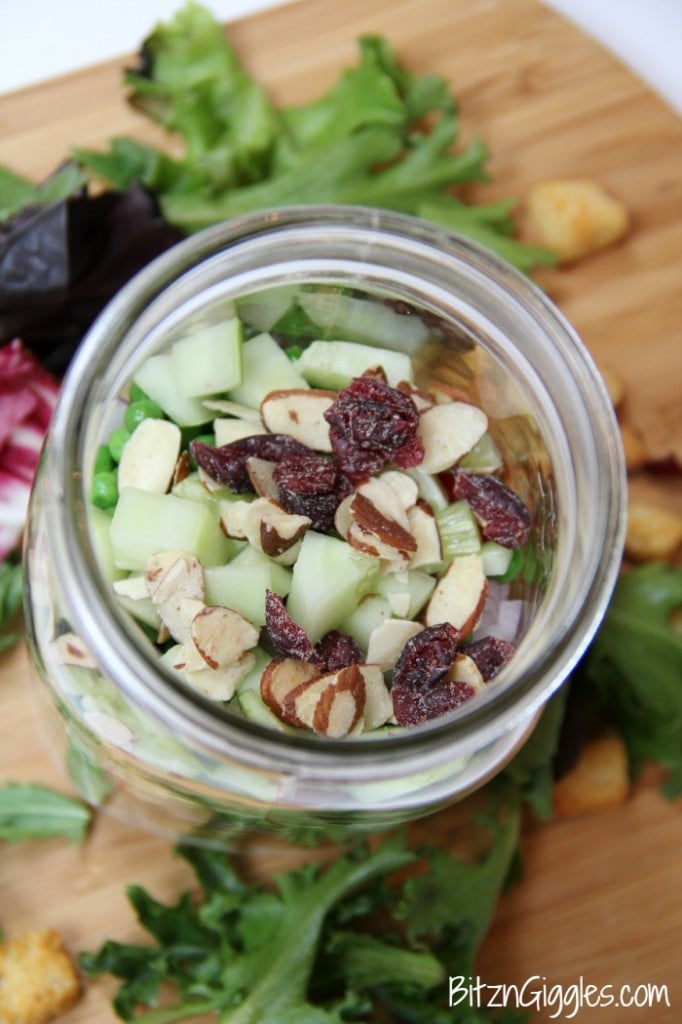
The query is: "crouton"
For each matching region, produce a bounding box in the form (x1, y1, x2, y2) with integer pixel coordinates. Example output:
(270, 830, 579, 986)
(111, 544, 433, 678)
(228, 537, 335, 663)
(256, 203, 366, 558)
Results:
(0, 929, 81, 1024)
(553, 732, 630, 818)
(524, 179, 629, 262)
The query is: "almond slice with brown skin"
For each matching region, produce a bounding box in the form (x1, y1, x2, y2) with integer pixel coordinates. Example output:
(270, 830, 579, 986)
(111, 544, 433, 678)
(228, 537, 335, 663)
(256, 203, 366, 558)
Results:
(245, 457, 280, 499)
(357, 663, 393, 730)
(424, 553, 488, 634)
(260, 657, 322, 721)
(190, 606, 259, 669)
(366, 619, 424, 672)
(184, 653, 256, 701)
(260, 389, 336, 452)
(407, 501, 442, 569)
(446, 653, 486, 694)
(221, 497, 311, 563)
(290, 664, 366, 738)
(145, 552, 205, 643)
(118, 418, 182, 494)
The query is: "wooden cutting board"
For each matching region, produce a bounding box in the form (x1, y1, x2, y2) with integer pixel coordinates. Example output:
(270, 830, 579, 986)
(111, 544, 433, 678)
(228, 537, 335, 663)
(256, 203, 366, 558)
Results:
(1, 0, 681, 1021)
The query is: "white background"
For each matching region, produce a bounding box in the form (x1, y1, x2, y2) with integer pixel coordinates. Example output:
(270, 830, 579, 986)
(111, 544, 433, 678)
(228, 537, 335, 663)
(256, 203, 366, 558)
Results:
(1, 0, 681, 113)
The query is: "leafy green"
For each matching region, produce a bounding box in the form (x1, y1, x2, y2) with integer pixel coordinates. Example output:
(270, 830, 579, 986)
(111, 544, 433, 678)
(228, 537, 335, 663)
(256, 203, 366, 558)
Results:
(72, 2, 554, 272)
(574, 563, 682, 797)
(0, 559, 23, 654)
(502, 687, 568, 818)
(81, 807, 524, 1023)
(0, 163, 85, 222)
(0, 781, 91, 843)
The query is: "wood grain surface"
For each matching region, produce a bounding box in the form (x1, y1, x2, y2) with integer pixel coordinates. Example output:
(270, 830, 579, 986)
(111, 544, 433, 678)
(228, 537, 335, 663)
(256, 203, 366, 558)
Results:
(1, 0, 681, 1021)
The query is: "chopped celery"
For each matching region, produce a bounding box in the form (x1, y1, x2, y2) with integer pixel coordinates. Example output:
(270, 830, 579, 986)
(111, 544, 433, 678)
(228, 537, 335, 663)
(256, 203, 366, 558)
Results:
(297, 291, 430, 354)
(404, 467, 449, 512)
(435, 500, 481, 560)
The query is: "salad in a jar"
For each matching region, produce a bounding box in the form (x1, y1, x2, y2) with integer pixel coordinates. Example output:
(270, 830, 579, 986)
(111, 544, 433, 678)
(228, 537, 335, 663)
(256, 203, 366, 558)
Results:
(89, 286, 533, 741)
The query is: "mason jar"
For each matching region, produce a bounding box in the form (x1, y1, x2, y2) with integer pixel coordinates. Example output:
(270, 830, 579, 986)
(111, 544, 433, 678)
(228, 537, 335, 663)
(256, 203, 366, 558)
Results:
(23, 206, 625, 845)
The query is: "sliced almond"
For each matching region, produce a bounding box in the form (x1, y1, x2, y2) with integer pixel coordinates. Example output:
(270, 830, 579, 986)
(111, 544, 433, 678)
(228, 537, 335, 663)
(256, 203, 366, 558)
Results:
(184, 653, 256, 701)
(407, 502, 443, 570)
(214, 417, 266, 446)
(358, 663, 394, 731)
(334, 493, 355, 538)
(424, 553, 488, 634)
(346, 488, 416, 564)
(355, 477, 411, 531)
(446, 653, 486, 693)
(378, 470, 419, 512)
(172, 450, 191, 488)
(246, 457, 280, 499)
(169, 639, 209, 674)
(221, 497, 311, 562)
(260, 388, 336, 452)
(112, 575, 148, 601)
(366, 619, 424, 672)
(290, 664, 365, 738)
(118, 418, 182, 494)
(418, 401, 488, 473)
(190, 606, 259, 669)
(203, 398, 262, 421)
(51, 632, 98, 670)
(260, 657, 321, 720)
(144, 552, 206, 643)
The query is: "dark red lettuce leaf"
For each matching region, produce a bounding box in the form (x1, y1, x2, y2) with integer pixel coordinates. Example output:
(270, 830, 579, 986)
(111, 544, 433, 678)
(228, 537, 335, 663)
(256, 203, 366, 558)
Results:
(0, 181, 183, 375)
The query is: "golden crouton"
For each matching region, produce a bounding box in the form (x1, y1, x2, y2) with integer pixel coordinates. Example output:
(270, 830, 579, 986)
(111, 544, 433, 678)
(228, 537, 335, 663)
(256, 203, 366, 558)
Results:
(553, 732, 630, 818)
(524, 179, 629, 262)
(625, 501, 682, 562)
(0, 930, 81, 1024)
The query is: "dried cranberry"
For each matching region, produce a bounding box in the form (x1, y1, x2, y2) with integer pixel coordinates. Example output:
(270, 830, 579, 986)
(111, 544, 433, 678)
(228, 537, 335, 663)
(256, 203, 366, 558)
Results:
(323, 376, 424, 482)
(265, 591, 361, 671)
(465, 636, 515, 681)
(274, 453, 351, 533)
(264, 590, 315, 662)
(392, 677, 475, 726)
(314, 630, 362, 671)
(391, 623, 466, 725)
(445, 469, 531, 548)
(190, 435, 310, 492)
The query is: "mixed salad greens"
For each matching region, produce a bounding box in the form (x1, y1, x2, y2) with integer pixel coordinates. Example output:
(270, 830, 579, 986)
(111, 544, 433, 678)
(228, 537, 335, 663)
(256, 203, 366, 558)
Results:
(0, 2, 680, 1020)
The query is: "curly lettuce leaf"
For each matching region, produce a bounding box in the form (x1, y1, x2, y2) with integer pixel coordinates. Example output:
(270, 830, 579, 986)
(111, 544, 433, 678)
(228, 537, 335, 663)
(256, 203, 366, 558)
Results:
(577, 563, 682, 796)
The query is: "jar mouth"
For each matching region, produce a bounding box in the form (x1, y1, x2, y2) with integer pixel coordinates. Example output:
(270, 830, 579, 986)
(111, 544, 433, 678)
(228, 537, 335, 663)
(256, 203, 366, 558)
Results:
(46, 205, 626, 777)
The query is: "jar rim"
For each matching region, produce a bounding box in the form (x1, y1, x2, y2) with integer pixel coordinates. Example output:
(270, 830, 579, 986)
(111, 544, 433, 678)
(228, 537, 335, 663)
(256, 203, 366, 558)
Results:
(45, 205, 626, 779)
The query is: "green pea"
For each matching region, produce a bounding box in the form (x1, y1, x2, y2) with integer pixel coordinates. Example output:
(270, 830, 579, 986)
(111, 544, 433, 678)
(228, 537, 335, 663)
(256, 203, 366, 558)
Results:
(91, 471, 119, 510)
(124, 398, 165, 434)
(192, 433, 216, 447)
(129, 383, 150, 403)
(94, 444, 114, 474)
(107, 426, 131, 463)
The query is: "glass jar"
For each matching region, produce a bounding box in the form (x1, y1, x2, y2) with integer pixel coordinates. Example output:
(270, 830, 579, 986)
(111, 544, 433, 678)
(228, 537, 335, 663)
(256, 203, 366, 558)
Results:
(23, 206, 625, 845)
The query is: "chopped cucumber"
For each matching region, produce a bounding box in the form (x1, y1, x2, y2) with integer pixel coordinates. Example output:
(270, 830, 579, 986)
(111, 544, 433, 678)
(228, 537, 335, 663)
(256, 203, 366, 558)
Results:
(228, 332, 309, 408)
(297, 292, 430, 354)
(230, 544, 293, 594)
(235, 648, 271, 693)
(377, 569, 436, 619)
(237, 286, 298, 332)
(459, 432, 504, 473)
(88, 506, 126, 583)
(171, 318, 243, 398)
(341, 594, 392, 651)
(297, 339, 414, 390)
(115, 593, 161, 630)
(436, 500, 482, 560)
(238, 688, 298, 733)
(286, 531, 380, 643)
(204, 557, 291, 626)
(481, 540, 516, 579)
(133, 352, 212, 427)
(110, 488, 231, 570)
